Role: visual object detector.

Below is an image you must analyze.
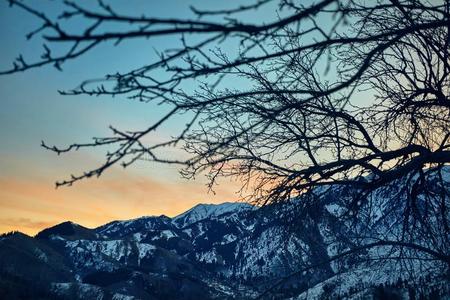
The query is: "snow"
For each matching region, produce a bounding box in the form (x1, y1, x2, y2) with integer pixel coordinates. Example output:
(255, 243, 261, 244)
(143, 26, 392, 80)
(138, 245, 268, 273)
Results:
(173, 202, 253, 228)
(137, 243, 156, 265)
(196, 249, 219, 264)
(324, 204, 346, 217)
(64, 239, 134, 270)
(27, 177, 449, 299)
(132, 232, 143, 241)
(221, 234, 237, 244)
(160, 230, 177, 239)
(182, 228, 193, 237)
(33, 247, 48, 262)
(52, 283, 104, 300)
(291, 267, 401, 300)
(112, 294, 135, 300)
(52, 282, 71, 292)
(95, 215, 172, 237)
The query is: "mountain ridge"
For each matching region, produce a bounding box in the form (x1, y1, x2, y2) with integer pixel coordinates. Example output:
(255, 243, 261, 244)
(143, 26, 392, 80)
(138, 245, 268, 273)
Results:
(24, 202, 253, 238)
(1, 182, 448, 299)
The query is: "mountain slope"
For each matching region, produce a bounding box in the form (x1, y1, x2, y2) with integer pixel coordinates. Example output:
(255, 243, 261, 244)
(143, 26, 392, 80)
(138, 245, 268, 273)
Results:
(0, 176, 448, 300)
(173, 202, 253, 228)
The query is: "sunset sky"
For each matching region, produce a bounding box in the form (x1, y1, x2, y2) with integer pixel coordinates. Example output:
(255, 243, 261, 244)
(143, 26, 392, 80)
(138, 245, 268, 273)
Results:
(0, 1, 266, 235)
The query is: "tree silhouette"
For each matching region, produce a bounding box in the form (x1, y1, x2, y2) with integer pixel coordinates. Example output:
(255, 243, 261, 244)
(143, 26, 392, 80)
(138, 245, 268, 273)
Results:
(2, 0, 449, 292)
(2, 0, 448, 196)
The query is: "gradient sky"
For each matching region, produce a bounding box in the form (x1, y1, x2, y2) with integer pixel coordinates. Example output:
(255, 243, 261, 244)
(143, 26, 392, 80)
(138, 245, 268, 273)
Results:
(0, 0, 341, 236)
(0, 1, 274, 235)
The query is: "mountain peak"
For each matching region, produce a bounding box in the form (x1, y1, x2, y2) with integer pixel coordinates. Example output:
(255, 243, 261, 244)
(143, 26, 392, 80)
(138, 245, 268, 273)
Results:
(35, 221, 95, 240)
(95, 214, 174, 238)
(173, 202, 253, 228)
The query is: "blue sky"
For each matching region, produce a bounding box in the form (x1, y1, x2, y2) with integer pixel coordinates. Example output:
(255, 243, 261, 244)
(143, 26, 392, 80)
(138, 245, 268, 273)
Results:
(0, 1, 261, 234)
(0, 0, 335, 234)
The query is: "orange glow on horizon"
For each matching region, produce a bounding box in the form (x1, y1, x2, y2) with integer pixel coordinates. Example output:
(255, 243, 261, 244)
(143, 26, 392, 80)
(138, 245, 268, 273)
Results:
(0, 168, 243, 236)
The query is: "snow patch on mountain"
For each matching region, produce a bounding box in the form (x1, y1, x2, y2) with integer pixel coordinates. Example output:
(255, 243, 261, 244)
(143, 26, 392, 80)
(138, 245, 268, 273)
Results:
(137, 243, 156, 265)
(96, 215, 173, 238)
(52, 282, 104, 300)
(221, 234, 237, 244)
(173, 202, 253, 228)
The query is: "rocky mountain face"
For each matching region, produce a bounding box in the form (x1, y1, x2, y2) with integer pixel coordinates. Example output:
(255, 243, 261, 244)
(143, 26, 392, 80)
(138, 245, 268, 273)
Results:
(1, 184, 448, 299)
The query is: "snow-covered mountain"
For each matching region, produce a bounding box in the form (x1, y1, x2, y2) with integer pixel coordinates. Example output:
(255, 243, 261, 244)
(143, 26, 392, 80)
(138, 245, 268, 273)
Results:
(173, 202, 253, 228)
(1, 181, 448, 300)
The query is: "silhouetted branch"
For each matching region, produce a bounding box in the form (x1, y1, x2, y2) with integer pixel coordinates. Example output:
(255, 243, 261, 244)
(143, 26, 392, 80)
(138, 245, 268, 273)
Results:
(1, 0, 449, 274)
(257, 239, 450, 299)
